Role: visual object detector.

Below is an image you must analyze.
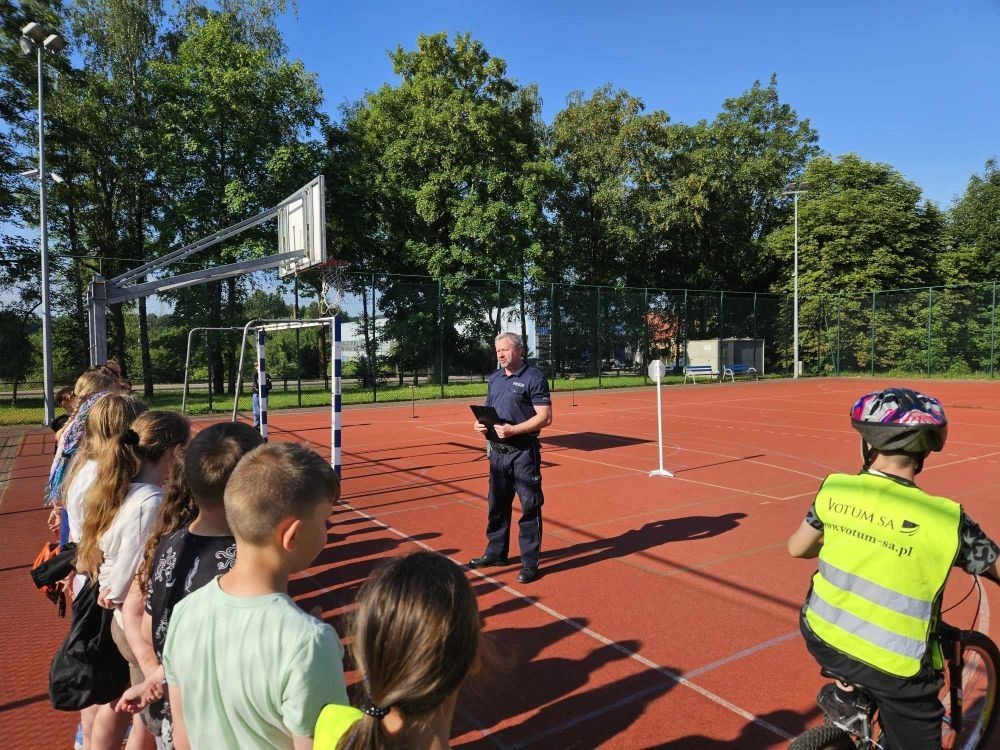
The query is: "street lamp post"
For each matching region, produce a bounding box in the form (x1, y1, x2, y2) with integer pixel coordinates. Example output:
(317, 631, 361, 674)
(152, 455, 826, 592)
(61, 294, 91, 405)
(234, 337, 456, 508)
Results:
(783, 182, 809, 379)
(20, 21, 66, 426)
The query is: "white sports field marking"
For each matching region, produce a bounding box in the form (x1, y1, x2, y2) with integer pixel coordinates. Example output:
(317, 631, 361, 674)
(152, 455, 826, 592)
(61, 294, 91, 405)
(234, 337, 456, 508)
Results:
(683, 630, 800, 679)
(340, 502, 794, 742)
(923, 450, 1000, 472)
(372, 497, 477, 518)
(410, 423, 797, 500)
(506, 681, 675, 749)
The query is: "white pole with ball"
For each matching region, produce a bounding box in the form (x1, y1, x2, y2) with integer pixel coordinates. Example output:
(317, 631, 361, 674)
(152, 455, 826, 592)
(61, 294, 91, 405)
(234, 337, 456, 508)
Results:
(648, 360, 674, 478)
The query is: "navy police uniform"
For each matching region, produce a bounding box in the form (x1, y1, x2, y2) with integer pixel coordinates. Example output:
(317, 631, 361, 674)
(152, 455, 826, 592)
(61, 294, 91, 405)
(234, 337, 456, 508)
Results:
(482, 363, 551, 571)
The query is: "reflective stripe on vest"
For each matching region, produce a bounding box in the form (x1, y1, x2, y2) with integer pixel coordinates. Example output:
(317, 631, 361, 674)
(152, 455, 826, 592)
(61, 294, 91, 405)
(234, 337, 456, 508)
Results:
(804, 472, 960, 678)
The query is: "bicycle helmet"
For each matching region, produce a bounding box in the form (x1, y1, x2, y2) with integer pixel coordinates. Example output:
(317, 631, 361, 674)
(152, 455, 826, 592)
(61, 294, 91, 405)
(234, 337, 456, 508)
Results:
(850, 387, 947, 472)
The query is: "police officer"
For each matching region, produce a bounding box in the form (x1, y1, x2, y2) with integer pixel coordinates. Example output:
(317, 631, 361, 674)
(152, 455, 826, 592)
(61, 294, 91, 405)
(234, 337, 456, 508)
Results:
(470, 332, 552, 583)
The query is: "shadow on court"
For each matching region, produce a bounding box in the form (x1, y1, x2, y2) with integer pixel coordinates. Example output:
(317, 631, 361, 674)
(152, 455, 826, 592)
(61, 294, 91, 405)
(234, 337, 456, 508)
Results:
(652, 706, 822, 749)
(539, 513, 748, 577)
(541, 432, 652, 452)
(452, 593, 675, 749)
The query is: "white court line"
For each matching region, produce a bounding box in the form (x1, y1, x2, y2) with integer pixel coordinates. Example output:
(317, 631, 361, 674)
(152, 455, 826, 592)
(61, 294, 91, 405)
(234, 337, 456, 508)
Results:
(923, 450, 1000, 472)
(340, 502, 793, 742)
(507, 681, 673, 749)
(684, 630, 800, 679)
(412, 424, 795, 500)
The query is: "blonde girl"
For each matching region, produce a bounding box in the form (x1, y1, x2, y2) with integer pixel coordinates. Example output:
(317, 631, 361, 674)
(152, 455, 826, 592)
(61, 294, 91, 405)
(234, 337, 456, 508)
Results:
(77, 409, 190, 750)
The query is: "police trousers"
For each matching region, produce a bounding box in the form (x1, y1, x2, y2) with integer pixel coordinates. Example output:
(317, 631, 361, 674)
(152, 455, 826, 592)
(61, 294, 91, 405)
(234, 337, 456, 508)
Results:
(484, 440, 544, 570)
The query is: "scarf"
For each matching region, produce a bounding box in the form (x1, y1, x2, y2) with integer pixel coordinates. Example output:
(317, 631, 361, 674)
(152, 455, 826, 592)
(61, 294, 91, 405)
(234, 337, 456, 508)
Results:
(44, 391, 109, 506)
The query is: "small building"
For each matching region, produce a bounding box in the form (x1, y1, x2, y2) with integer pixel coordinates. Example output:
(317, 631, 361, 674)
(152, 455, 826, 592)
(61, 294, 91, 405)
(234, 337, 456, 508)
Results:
(686, 338, 765, 374)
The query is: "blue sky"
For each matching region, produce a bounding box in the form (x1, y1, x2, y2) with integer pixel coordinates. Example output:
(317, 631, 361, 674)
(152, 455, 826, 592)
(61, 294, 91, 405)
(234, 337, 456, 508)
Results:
(276, 0, 999, 208)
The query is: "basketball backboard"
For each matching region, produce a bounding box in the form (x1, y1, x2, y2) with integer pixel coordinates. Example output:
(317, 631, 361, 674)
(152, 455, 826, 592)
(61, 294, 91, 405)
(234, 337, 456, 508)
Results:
(277, 175, 326, 278)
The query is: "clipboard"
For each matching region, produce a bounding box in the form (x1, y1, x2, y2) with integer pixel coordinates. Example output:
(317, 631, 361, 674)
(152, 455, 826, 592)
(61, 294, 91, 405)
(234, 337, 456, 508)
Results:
(470, 405, 503, 442)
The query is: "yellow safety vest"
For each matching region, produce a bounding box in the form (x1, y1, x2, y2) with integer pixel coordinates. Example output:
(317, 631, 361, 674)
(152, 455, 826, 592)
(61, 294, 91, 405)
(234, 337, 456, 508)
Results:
(314, 704, 363, 750)
(804, 472, 961, 677)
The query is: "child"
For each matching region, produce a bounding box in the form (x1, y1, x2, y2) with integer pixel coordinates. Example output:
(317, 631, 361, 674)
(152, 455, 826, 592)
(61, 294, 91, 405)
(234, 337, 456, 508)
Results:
(251, 370, 272, 429)
(119, 422, 264, 748)
(314, 551, 482, 750)
(788, 387, 1000, 749)
(63, 395, 148, 552)
(163, 443, 348, 750)
(57, 393, 146, 750)
(45, 367, 119, 539)
(76, 409, 191, 750)
(51, 385, 77, 437)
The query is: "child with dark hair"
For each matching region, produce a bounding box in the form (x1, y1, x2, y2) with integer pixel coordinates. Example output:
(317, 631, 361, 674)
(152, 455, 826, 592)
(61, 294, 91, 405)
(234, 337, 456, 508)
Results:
(117, 422, 264, 748)
(314, 551, 482, 750)
(164, 443, 348, 750)
(51, 385, 76, 436)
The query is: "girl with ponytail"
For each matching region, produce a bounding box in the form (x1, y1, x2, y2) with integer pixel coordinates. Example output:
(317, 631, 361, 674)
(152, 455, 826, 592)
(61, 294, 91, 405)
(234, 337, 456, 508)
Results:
(59, 393, 146, 750)
(314, 551, 482, 750)
(76, 409, 190, 750)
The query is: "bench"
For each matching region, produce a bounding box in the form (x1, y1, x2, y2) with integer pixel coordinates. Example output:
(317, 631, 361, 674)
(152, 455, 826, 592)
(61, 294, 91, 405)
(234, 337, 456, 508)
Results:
(722, 364, 758, 382)
(683, 365, 717, 383)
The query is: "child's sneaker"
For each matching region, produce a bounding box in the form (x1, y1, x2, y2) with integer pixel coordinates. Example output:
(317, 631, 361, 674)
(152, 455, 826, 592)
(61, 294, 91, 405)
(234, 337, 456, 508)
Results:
(817, 683, 871, 734)
(73, 723, 84, 750)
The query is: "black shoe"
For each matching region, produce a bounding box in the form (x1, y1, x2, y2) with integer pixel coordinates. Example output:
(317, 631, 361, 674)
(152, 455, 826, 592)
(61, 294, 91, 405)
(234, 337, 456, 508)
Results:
(517, 568, 539, 584)
(468, 555, 508, 568)
(816, 683, 869, 733)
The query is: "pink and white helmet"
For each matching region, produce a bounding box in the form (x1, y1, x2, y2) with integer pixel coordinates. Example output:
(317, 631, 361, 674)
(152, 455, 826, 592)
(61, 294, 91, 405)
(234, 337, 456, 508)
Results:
(850, 387, 948, 454)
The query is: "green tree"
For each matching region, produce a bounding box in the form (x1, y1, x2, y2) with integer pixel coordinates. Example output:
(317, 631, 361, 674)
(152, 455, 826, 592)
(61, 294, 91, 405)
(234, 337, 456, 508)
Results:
(149, 6, 323, 393)
(662, 76, 819, 291)
(763, 153, 945, 373)
(345, 33, 548, 381)
(946, 159, 1000, 283)
(550, 84, 670, 287)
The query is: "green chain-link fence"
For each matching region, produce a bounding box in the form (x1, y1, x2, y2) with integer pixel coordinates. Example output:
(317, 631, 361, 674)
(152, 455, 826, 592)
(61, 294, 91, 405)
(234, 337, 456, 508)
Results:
(3, 274, 1000, 425)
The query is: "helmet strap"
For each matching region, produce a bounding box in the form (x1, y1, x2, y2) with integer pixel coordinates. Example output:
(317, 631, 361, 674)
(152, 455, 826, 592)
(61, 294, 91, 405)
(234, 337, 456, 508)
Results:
(861, 440, 876, 470)
(914, 453, 926, 475)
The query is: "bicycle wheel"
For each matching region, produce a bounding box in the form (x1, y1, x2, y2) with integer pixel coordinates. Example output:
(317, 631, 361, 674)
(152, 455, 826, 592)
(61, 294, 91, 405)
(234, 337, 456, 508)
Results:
(788, 723, 857, 750)
(941, 631, 1000, 749)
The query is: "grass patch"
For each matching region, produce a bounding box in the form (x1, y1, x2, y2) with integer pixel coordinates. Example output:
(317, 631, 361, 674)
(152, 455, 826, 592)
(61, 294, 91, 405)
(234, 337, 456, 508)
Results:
(0, 370, 814, 426)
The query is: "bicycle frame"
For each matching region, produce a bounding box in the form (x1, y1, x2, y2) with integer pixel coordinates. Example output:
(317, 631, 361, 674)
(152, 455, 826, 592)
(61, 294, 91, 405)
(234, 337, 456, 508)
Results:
(940, 622, 966, 736)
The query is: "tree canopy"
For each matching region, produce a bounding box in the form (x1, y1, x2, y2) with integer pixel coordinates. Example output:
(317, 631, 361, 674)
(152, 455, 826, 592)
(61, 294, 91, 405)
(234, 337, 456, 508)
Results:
(1, 14, 996, 388)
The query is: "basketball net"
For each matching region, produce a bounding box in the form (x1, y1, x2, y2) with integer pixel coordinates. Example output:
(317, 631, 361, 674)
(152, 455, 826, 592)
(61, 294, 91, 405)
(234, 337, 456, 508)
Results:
(318, 260, 349, 316)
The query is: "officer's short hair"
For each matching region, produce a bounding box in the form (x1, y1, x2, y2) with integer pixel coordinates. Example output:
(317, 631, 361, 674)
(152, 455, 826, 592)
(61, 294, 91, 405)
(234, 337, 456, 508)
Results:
(495, 332, 522, 349)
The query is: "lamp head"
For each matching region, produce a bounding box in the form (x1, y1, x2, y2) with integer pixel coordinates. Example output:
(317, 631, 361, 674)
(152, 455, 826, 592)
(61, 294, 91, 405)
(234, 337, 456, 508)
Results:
(19, 36, 34, 55)
(21, 22, 46, 44)
(43, 34, 66, 54)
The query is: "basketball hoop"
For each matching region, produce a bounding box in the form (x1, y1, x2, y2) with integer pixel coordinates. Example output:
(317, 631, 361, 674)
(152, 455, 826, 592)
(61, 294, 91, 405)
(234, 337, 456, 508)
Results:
(318, 259, 349, 316)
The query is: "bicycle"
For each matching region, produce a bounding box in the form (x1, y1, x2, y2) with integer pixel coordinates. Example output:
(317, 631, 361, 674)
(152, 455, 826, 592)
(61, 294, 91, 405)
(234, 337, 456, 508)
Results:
(790, 577, 1000, 750)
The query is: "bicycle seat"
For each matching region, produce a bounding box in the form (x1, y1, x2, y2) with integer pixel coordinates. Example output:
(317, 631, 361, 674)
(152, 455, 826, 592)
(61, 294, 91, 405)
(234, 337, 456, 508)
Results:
(818, 669, 876, 697)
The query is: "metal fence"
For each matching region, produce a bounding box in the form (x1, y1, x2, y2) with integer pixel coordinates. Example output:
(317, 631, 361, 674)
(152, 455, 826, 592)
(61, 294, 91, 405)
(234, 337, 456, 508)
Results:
(3, 270, 1000, 426)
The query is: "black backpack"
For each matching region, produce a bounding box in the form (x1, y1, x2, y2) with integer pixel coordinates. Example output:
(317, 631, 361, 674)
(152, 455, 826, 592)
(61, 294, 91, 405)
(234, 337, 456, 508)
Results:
(49, 577, 130, 710)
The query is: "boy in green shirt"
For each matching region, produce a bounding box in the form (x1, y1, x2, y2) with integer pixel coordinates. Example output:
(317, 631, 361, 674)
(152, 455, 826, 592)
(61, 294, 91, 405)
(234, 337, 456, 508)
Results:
(163, 443, 348, 750)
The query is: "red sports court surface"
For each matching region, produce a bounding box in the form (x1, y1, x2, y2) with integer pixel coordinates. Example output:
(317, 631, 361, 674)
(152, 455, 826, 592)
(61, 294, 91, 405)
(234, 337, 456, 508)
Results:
(4, 377, 1000, 748)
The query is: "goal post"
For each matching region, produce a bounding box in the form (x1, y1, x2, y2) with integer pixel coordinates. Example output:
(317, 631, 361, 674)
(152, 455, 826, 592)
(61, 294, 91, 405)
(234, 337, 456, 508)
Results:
(230, 318, 341, 475)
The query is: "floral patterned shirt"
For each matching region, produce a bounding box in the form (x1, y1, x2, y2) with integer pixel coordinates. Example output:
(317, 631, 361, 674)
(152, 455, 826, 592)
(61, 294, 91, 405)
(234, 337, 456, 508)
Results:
(145, 526, 237, 729)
